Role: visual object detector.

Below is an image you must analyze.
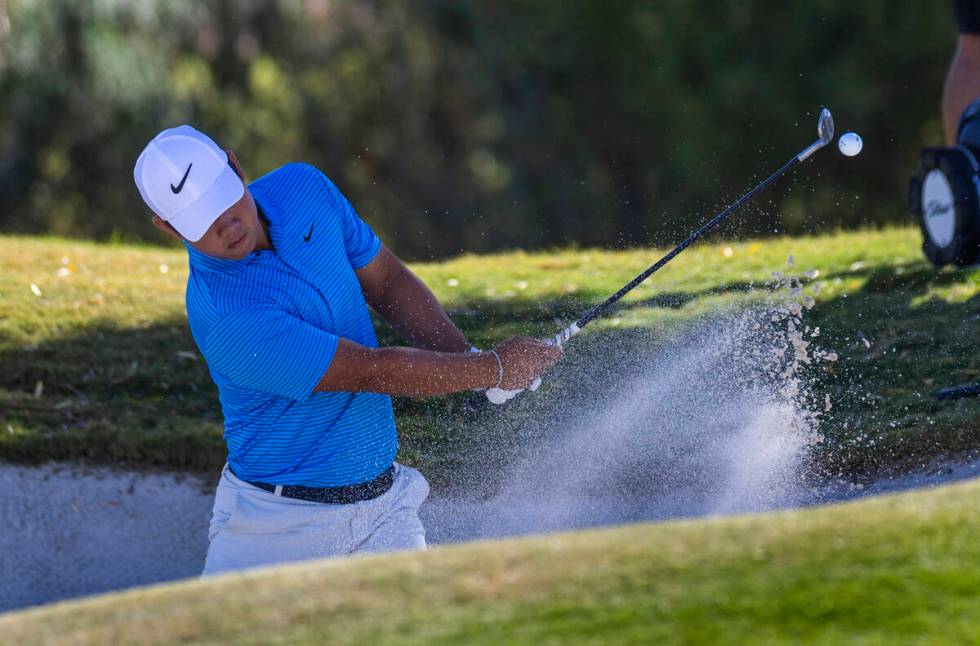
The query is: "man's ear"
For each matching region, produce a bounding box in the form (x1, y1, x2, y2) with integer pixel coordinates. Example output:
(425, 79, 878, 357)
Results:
(152, 216, 185, 243)
(227, 150, 247, 182)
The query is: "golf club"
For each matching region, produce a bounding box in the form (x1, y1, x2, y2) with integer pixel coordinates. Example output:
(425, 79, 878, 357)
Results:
(485, 108, 834, 403)
(550, 107, 835, 346)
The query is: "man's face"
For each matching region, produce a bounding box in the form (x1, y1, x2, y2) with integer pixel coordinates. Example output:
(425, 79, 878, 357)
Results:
(187, 188, 263, 260)
(152, 151, 267, 260)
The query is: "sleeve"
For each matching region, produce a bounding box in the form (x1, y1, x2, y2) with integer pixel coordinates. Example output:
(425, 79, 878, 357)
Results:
(204, 305, 339, 400)
(314, 167, 382, 269)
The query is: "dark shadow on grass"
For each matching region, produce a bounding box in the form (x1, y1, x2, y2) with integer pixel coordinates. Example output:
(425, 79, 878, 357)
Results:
(418, 261, 980, 490)
(1, 260, 977, 484)
(802, 263, 980, 478)
(420, 278, 761, 337)
(0, 318, 225, 470)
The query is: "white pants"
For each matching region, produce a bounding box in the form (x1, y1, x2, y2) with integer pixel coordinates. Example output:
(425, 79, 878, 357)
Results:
(202, 463, 429, 576)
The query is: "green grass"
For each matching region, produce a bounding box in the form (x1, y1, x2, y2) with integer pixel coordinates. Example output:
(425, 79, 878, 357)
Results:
(3, 477, 980, 644)
(0, 229, 977, 482)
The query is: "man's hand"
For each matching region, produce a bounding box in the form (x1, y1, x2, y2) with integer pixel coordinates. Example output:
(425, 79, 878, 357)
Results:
(493, 336, 563, 390)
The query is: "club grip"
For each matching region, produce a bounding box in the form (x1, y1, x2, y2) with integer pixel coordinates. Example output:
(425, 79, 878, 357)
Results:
(552, 323, 581, 347)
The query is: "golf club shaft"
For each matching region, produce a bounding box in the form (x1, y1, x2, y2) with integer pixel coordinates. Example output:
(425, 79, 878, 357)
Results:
(551, 142, 821, 346)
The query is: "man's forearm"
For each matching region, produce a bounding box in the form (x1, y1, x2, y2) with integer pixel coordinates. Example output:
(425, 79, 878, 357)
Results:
(374, 265, 470, 352)
(319, 344, 498, 397)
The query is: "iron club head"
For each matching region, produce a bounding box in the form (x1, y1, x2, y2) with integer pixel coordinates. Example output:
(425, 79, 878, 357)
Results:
(818, 108, 834, 145)
(797, 107, 835, 162)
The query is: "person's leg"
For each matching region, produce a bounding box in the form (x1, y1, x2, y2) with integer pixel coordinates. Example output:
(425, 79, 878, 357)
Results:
(351, 463, 430, 554)
(202, 466, 356, 576)
(943, 34, 980, 144)
(205, 465, 238, 544)
(202, 464, 429, 575)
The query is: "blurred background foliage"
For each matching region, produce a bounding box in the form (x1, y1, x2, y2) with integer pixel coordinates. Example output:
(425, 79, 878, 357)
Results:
(0, 0, 955, 259)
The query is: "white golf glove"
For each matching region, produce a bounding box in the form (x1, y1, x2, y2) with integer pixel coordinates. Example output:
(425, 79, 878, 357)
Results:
(469, 345, 544, 405)
(485, 377, 541, 405)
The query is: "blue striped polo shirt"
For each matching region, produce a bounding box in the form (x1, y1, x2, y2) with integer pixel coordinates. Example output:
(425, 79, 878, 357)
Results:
(184, 162, 397, 487)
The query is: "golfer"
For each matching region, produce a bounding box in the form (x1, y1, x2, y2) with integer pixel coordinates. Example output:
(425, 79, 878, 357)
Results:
(134, 126, 562, 575)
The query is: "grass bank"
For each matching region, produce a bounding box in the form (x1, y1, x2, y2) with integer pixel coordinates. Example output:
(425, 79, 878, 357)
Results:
(0, 229, 977, 481)
(3, 477, 979, 644)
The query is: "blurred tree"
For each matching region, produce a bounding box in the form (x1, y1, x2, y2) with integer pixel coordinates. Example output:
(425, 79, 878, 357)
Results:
(0, 0, 957, 258)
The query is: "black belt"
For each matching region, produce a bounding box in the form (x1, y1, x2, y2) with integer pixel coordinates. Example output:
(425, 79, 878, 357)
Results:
(228, 464, 395, 504)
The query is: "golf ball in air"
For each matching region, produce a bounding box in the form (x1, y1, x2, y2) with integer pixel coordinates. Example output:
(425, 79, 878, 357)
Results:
(838, 132, 863, 157)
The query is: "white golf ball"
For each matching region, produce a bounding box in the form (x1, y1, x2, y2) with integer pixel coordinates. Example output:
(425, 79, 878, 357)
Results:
(838, 131, 863, 157)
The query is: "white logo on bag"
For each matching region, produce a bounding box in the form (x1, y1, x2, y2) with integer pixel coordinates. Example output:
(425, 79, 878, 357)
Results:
(921, 169, 956, 248)
(924, 200, 950, 219)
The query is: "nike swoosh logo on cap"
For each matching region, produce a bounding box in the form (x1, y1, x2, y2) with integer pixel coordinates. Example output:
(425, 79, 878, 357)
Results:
(171, 163, 192, 194)
(304, 221, 315, 242)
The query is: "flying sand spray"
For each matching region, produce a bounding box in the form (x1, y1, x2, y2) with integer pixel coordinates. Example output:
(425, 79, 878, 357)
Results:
(425, 110, 868, 542)
(429, 273, 847, 541)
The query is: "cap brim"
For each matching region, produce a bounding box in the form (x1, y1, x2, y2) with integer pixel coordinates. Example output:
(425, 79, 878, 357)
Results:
(167, 165, 245, 242)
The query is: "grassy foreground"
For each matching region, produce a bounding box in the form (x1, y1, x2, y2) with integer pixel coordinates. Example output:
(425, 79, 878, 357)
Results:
(0, 228, 977, 480)
(3, 478, 980, 644)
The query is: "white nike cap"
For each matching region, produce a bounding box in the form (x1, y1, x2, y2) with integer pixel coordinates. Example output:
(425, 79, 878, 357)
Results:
(133, 125, 245, 242)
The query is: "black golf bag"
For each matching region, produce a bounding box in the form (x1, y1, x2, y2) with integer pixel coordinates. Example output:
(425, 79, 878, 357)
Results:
(908, 98, 980, 267)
